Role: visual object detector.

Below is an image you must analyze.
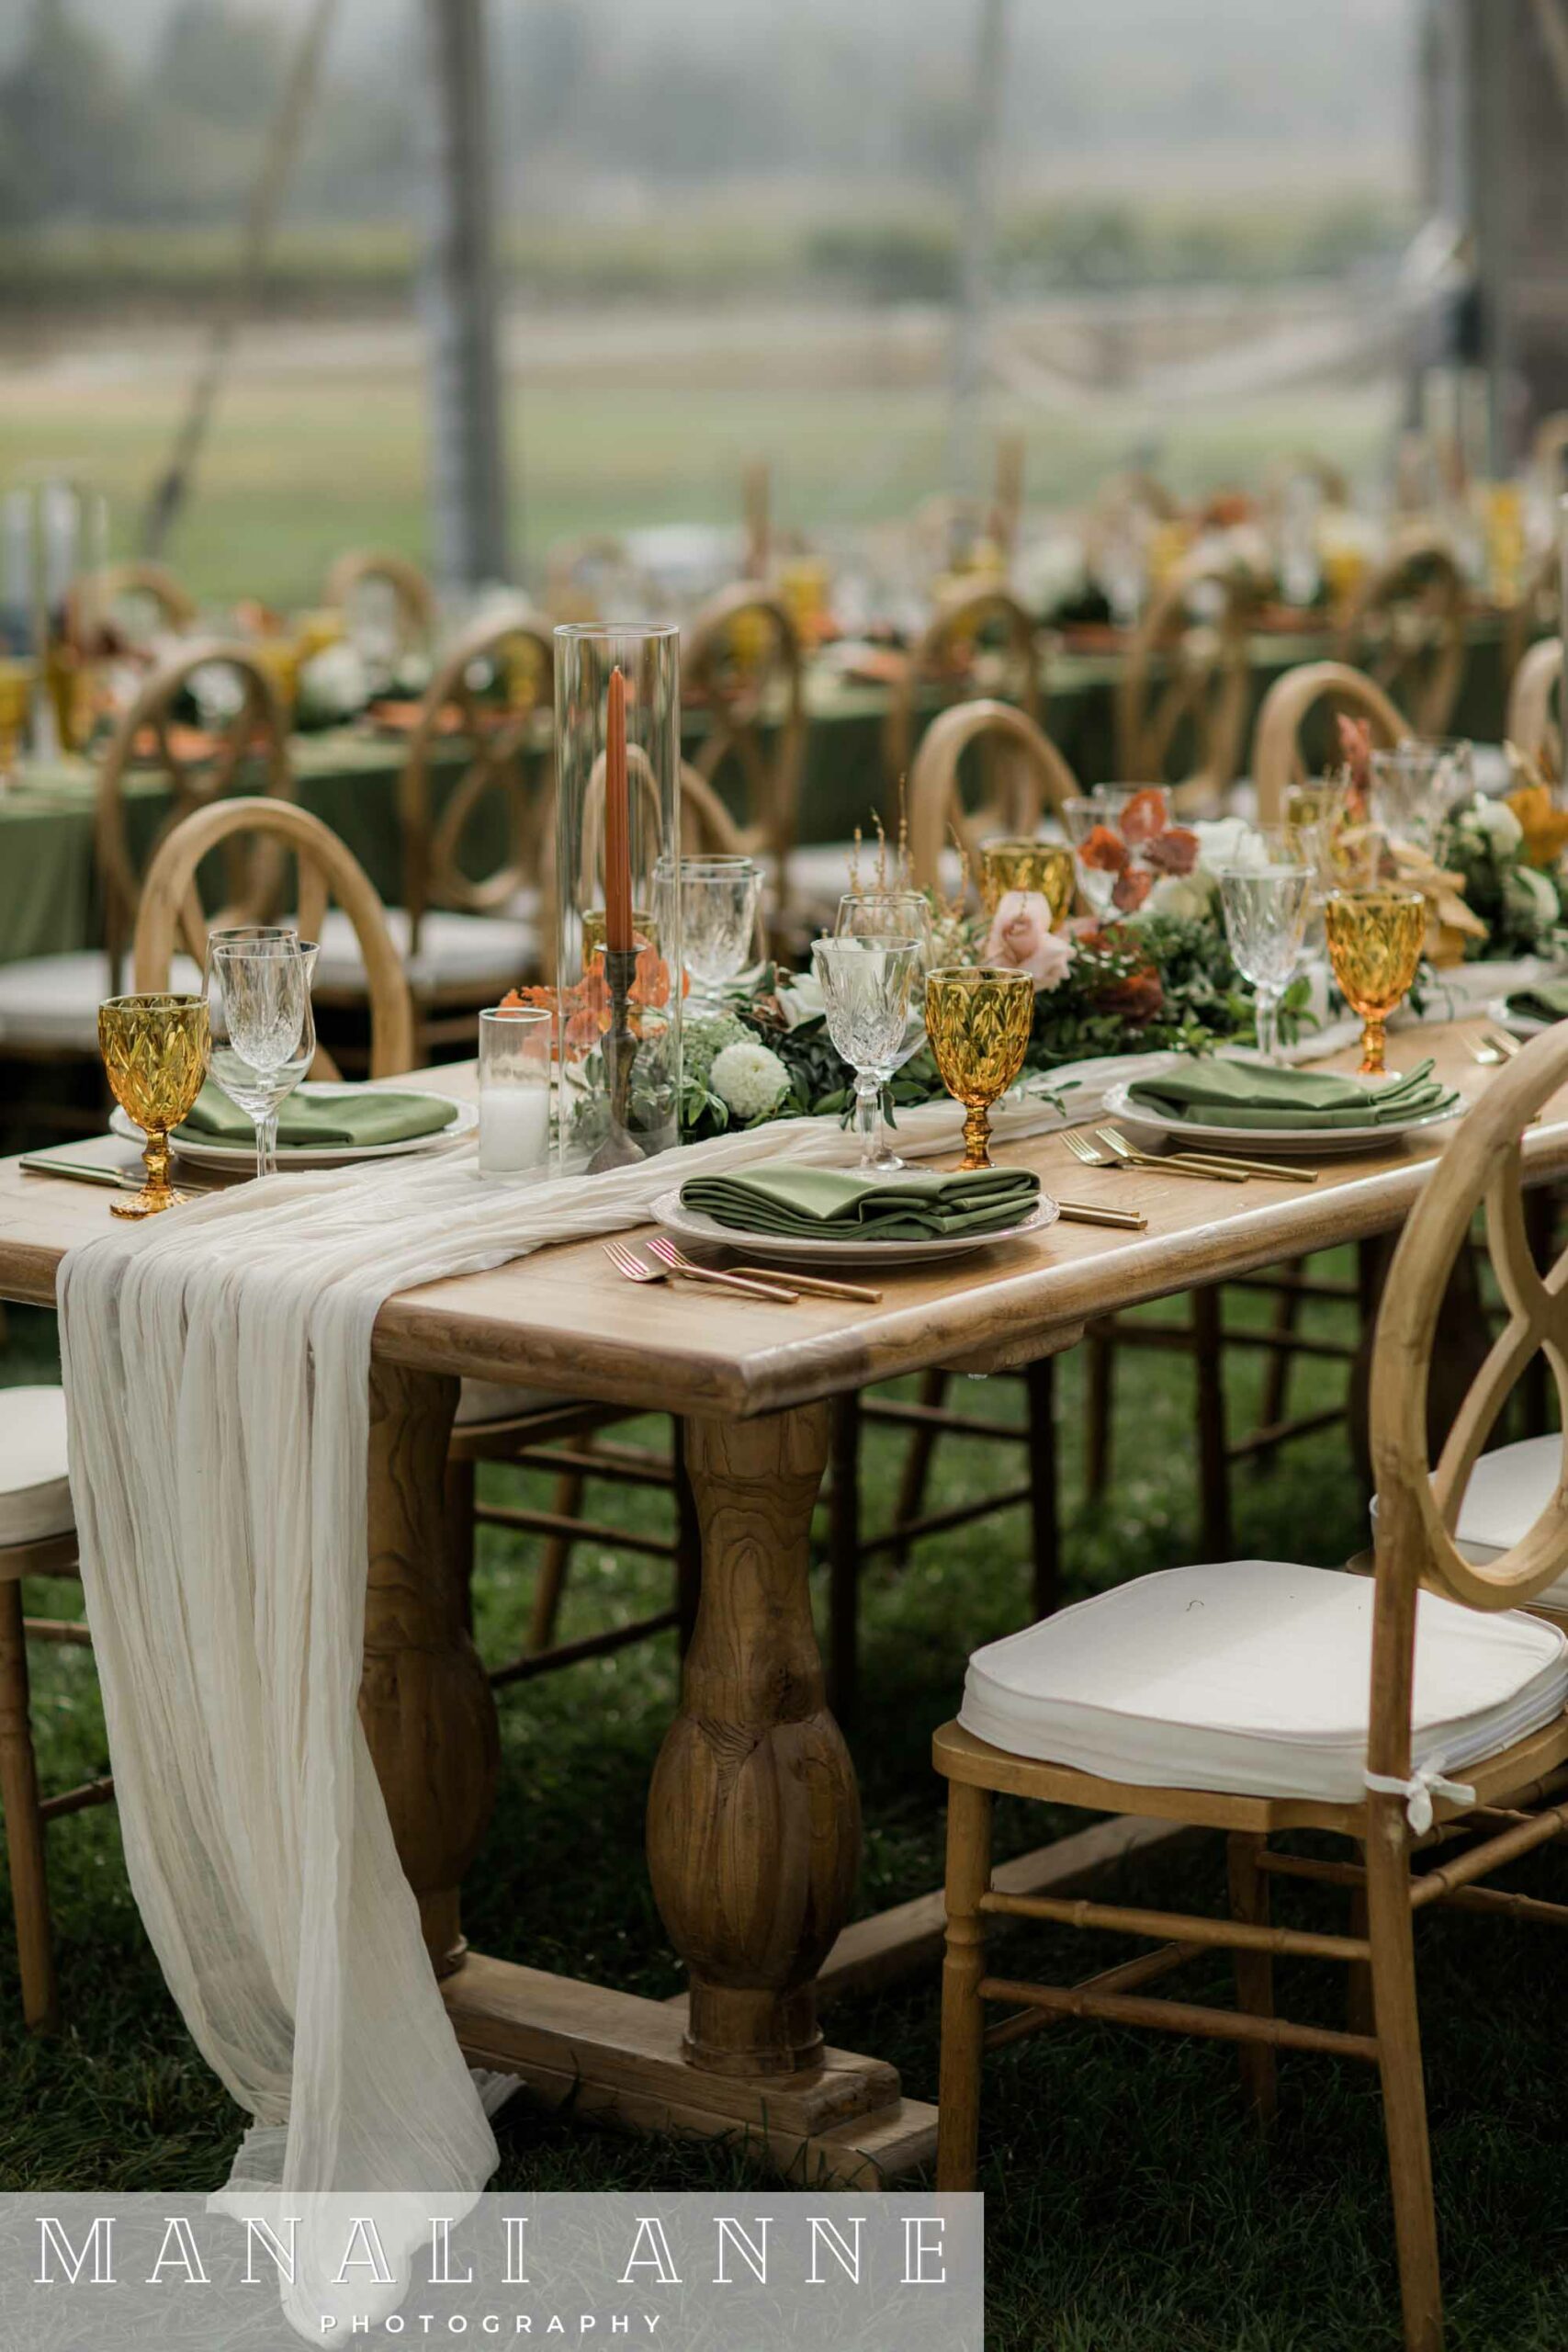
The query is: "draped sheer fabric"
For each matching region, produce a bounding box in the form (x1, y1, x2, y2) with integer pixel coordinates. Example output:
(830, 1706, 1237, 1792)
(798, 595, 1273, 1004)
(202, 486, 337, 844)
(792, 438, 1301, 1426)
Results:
(52, 1057, 1166, 2330)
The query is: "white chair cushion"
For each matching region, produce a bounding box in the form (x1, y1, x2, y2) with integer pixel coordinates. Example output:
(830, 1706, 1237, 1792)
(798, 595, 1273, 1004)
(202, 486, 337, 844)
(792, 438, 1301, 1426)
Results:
(455, 1378, 570, 1426)
(958, 1559, 1568, 1805)
(0, 1385, 75, 1547)
(0, 952, 201, 1051)
(1368, 1438, 1568, 1611)
(310, 908, 535, 999)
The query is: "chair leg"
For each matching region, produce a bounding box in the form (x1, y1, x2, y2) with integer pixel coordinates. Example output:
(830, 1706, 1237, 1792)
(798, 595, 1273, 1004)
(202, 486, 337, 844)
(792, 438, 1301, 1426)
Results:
(936, 1780, 993, 2191)
(1255, 1259, 1306, 1472)
(1086, 1329, 1114, 1501)
(1365, 1809, 1444, 2352)
(1346, 1841, 1375, 2037)
(0, 1579, 59, 2034)
(828, 1391, 862, 1723)
(528, 1460, 588, 1654)
(1192, 1286, 1233, 1558)
(1024, 1355, 1059, 1620)
(1226, 1831, 1278, 2126)
(672, 1419, 701, 1657)
(888, 1369, 948, 1567)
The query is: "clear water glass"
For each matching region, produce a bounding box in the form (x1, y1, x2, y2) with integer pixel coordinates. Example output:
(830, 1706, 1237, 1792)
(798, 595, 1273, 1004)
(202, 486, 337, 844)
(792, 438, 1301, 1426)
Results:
(811, 933, 922, 1174)
(681, 854, 762, 1017)
(1062, 796, 1116, 916)
(1216, 828, 1310, 1067)
(834, 890, 933, 1073)
(206, 927, 316, 1179)
(1369, 740, 1474, 857)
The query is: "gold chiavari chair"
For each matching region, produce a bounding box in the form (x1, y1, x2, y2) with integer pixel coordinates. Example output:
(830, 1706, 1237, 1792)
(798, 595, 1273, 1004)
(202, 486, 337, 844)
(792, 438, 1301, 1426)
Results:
(682, 583, 807, 921)
(1115, 553, 1260, 816)
(884, 583, 1043, 807)
(1250, 659, 1407, 825)
(1336, 534, 1468, 740)
(323, 548, 435, 662)
(313, 601, 551, 1058)
(1506, 636, 1562, 783)
(934, 1020, 1568, 2352)
(0, 640, 292, 1138)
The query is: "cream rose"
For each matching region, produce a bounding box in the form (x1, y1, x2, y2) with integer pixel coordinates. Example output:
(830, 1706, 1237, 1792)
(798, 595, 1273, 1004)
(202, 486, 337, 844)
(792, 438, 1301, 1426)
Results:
(982, 891, 1075, 990)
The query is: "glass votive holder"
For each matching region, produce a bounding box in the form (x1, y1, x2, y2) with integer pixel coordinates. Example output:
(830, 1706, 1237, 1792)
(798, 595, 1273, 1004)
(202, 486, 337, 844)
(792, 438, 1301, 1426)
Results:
(478, 1004, 553, 1178)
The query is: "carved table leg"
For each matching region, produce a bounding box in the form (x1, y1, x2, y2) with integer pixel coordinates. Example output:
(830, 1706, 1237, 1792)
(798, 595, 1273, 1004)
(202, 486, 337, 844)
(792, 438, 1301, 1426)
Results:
(359, 1361, 499, 1978)
(648, 1402, 858, 2077)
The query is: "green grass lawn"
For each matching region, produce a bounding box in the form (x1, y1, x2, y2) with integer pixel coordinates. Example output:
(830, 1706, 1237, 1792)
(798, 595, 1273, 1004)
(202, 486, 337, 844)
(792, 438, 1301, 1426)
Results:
(7, 1275, 1568, 2349)
(0, 361, 1396, 613)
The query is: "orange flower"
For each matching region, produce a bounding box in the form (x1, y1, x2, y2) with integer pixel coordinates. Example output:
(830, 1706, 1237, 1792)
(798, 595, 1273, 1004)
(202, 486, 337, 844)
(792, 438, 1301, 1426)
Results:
(1077, 822, 1130, 874)
(1504, 785, 1568, 869)
(1119, 788, 1169, 846)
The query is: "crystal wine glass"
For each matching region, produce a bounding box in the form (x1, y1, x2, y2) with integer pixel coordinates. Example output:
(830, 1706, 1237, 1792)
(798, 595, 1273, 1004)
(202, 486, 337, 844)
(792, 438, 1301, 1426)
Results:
(681, 854, 761, 1018)
(1369, 740, 1474, 859)
(1215, 827, 1311, 1067)
(811, 933, 922, 1174)
(834, 889, 933, 1075)
(1062, 796, 1118, 917)
(205, 927, 316, 1179)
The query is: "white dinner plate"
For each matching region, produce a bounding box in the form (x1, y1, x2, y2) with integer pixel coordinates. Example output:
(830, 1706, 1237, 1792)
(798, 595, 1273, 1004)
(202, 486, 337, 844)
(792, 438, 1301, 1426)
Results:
(649, 1186, 1059, 1268)
(1102, 1077, 1468, 1159)
(113, 1084, 478, 1169)
(1486, 995, 1554, 1040)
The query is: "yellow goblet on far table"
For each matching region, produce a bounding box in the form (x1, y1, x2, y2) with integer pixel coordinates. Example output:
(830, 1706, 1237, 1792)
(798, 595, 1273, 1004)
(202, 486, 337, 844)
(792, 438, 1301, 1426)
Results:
(978, 839, 1076, 922)
(925, 965, 1035, 1171)
(97, 993, 211, 1218)
(1324, 887, 1426, 1077)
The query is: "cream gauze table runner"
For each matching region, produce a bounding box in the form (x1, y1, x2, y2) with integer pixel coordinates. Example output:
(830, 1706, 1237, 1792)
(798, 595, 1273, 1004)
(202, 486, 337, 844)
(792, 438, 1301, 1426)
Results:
(59, 1062, 1173, 2332)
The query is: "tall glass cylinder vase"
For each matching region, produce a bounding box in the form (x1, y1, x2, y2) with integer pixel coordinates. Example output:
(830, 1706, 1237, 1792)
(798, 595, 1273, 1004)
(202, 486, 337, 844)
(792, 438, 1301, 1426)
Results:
(552, 624, 682, 1173)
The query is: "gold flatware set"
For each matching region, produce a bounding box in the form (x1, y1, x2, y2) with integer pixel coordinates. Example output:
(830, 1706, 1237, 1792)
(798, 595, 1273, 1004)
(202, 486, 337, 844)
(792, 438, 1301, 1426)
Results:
(1061, 1125, 1319, 1186)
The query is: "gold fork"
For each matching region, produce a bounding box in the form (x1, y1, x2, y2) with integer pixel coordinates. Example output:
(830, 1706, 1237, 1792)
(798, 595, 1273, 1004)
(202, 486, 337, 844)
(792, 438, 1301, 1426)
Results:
(1096, 1126, 1248, 1182)
(605, 1235, 801, 1302)
(1061, 1128, 1112, 1167)
(1484, 1027, 1522, 1059)
(641, 1234, 810, 1303)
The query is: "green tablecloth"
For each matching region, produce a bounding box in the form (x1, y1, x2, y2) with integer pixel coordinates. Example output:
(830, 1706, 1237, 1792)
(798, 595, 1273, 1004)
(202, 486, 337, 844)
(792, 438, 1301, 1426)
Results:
(0, 620, 1511, 965)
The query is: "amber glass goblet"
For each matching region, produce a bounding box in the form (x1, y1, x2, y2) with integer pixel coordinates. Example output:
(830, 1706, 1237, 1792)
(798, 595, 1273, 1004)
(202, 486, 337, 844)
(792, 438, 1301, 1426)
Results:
(97, 993, 210, 1217)
(925, 965, 1035, 1170)
(978, 839, 1076, 922)
(1324, 888, 1426, 1077)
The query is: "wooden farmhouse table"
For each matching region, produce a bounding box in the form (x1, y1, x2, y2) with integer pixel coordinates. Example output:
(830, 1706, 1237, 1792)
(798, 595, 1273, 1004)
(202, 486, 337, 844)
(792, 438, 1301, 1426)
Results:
(2, 1017, 1562, 2184)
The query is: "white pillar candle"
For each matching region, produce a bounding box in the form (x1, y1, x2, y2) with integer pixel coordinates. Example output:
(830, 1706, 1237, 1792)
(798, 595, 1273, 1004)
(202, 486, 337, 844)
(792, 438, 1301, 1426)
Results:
(479, 1083, 551, 1176)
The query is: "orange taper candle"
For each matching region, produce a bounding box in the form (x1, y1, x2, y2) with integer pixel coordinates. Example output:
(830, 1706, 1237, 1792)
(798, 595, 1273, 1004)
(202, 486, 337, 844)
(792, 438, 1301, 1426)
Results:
(604, 662, 634, 956)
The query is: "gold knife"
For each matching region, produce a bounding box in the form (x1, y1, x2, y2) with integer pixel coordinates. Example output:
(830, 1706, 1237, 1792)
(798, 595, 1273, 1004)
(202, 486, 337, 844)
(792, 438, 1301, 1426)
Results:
(1056, 1198, 1147, 1230)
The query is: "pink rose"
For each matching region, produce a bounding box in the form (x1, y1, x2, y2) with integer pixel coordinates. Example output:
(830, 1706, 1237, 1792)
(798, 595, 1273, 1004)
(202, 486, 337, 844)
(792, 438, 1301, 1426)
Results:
(983, 890, 1076, 991)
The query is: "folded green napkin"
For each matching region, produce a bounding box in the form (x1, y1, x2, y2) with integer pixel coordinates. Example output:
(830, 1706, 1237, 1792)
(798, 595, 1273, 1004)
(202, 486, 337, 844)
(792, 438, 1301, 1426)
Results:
(1505, 981, 1568, 1025)
(176, 1081, 458, 1148)
(680, 1162, 1040, 1242)
(1124, 1057, 1459, 1132)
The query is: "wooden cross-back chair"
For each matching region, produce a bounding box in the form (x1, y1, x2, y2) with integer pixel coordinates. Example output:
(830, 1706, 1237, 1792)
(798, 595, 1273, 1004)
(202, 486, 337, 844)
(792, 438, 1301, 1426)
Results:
(682, 583, 807, 913)
(1115, 556, 1259, 816)
(130, 796, 415, 1079)
(1531, 411, 1568, 492)
(884, 584, 1043, 806)
(1337, 534, 1468, 740)
(1506, 636, 1562, 783)
(0, 641, 293, 1138)
(1250, 659, 1408, 825)
(935, 1022, 1568, 2351)
(71, 560, 196, 650)
(323, 548, 434, 661)
(1502, 536, 1559, 684)
(906, 697, 1079, 890)
(131, 801, 695, 1758)
(308, 602, 549, 1060)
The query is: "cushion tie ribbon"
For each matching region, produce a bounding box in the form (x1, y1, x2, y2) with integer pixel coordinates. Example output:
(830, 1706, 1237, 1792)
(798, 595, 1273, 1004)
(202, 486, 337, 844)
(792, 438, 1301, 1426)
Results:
(1363, 1756, 1476, 1836)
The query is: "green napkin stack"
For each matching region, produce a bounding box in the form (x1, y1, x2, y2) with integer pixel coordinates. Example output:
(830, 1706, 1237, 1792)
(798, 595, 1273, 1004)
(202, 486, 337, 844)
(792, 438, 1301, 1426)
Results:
(680, 1162, 1040, 1243)
(1504, 980, 1568, 1025)
(1124, 1057, 1460, 1132)
(176, 1081, 458, 1148)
